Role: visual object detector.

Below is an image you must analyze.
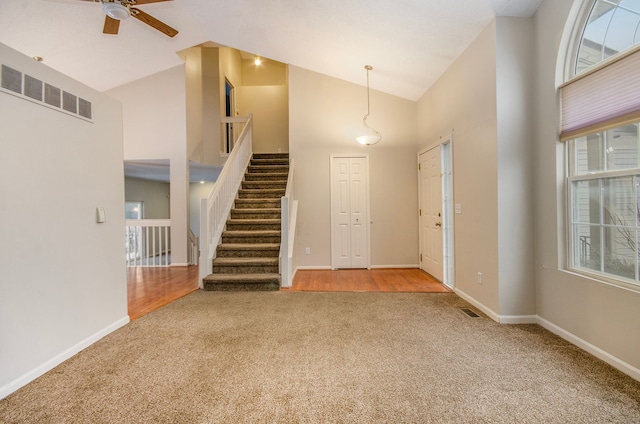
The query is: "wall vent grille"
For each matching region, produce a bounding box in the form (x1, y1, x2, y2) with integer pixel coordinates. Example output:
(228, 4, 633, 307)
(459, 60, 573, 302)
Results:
(0, 64, 92, 122)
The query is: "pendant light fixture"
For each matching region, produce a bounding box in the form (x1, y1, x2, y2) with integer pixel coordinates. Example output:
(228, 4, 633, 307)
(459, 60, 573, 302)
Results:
(356, 65, 382, 146)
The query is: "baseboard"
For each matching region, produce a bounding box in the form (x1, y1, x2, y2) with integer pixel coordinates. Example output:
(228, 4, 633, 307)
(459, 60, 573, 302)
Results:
(499, 315, 538, 324)
(453, 288, 500, 322)
(170, 263, 189, 267)
(295, 266, 333, 270)
(370, 264, 420, 269)
(0, 315, 130, 400)
(537, 316, 640, 382)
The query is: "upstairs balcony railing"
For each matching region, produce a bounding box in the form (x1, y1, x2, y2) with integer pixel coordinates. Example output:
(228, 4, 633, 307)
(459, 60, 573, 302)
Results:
(125, 219, 171, 267)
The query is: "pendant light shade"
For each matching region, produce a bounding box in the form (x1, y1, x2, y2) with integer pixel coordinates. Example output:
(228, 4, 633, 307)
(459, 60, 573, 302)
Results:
(356, 65, 382, 146)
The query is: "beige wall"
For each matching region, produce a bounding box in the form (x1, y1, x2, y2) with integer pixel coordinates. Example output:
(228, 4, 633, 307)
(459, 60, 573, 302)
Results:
(238, 57, 289, 153)
(417, 22, 500, 314)
(0, 43, 127, 397)
(496, 17, 535, 316)
(107, 66, 189, 266)
(533, 0, 640, 376)
(124, 178, 170, 219)
(238, 85, 289, 153)
(289, 66, 418, 269)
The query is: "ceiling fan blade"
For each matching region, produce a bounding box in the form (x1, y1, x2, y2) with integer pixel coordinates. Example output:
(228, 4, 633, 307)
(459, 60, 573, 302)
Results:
(131, 7, 178, 37)
(132, 0, 173, 4)
(103, 16, 120, 35)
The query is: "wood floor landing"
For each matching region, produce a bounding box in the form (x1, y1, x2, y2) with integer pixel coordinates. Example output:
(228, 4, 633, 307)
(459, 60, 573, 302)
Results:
(128, 267, 450, 320)
(127, 266, 199, 321)
(284, 268, 451, 293)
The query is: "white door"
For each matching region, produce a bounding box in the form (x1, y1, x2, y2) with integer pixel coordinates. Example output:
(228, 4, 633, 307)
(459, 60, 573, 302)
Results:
(419, 147, 443, 281)
(331, 156, 369, 269)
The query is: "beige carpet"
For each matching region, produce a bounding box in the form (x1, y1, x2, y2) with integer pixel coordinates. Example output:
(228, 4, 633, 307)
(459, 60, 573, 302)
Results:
(1, 291, 639, 423)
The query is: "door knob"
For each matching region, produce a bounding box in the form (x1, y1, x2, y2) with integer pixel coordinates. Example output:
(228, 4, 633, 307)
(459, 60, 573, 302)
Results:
(435, 222, 442, 227)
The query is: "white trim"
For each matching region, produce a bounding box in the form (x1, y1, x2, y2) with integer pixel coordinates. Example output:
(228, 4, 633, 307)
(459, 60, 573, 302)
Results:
(329, 154, 371, 270)
(370, 264, 419, 269)
(537, 316, 640, 382)
(170, 263, 189, 267)
(454, 288, 500, 323)
(499, 315, 538, 324)
(0, 316, 130, 400)
(295, 265, 333, 271)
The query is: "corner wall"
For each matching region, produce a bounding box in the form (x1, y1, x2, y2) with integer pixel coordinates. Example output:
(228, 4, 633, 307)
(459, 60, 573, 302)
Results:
(416, 22, 500, 315)
(0, 43, 128, 398)
(107, 66, 189, 266)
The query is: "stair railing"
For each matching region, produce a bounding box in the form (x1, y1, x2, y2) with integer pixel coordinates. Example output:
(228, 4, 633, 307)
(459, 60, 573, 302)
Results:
(280, 158, 298, 287)
(125, 219, 171, 267)
(199, 115, 253, 285)
(188, 228, 198, 266)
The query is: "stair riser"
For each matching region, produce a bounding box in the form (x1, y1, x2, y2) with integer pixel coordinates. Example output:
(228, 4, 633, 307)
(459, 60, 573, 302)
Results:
(203, 282, 279, 291)
(235, 200, 281, 209)
(252, 153, 289, 160)
(231, 210, 281, 219)
(216, 249, 280, 258)
(244, 173, 289, 181)
(242, 181, 287, 190)
(250, 159, 289, 166)
(226, 223, 281, 231)
(238, 190, 285, 199)
(222, 235, 281, 244)
(213, 264, 279, 274)
(247, 166, 289, 173)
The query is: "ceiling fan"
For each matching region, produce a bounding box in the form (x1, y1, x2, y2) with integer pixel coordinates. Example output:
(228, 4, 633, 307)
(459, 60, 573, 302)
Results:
(82, 0, 179, 37)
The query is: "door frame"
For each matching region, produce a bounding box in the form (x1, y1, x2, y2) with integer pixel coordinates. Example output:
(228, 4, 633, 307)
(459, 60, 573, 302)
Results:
(330, 154, 371, 270)
(418, 135, 455, 288)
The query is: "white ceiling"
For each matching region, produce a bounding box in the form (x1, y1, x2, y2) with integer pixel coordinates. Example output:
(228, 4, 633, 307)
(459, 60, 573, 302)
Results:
(0, 0, 542, 101)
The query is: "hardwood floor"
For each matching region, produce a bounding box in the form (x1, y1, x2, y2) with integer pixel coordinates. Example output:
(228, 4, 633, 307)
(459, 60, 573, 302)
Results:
(284, 268, 451, 293)
(127, 266, 199, 320)
(128, 267, 449, 320)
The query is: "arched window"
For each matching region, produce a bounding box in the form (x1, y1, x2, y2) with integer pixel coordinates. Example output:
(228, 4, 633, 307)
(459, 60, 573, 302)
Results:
(565, 0, 640, 290)
(576, 0, 640, 74)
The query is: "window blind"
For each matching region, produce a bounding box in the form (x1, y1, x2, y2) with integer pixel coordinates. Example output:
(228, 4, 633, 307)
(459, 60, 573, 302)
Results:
(560, 46, 640, 141)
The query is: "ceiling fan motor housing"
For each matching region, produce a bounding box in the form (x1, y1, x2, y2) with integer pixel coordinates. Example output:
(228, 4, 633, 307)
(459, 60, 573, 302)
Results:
(102, 1, 130, 20)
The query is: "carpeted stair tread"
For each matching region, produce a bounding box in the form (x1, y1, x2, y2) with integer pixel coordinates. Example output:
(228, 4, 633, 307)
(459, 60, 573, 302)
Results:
(217, 243, 280, 251)
(244, 173, 289, 181)
(202, 273, 280, 291)
(213, 257, 279, 265)
(234, 199, 282, 208)
(231, 208, 281, 219)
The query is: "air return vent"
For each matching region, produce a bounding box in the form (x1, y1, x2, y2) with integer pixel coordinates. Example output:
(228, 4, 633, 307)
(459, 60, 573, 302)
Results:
(1, 63, 92, 122)
(461, 308, 480, 318)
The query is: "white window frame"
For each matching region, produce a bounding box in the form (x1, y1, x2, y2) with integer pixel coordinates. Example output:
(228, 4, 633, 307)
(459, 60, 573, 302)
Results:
(563, 0, 640, 293)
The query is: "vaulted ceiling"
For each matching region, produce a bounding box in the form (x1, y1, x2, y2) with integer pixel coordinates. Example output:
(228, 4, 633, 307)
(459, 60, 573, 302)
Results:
(0, 0, 542, 101)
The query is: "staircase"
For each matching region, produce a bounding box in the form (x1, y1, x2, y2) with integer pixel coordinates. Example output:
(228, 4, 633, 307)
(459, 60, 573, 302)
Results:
(203, 153, 289, 291)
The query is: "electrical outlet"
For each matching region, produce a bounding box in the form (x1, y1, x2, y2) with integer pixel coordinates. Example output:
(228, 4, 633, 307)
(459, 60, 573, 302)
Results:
(305, 247, 311, 255)
(477, 272, 483, 284)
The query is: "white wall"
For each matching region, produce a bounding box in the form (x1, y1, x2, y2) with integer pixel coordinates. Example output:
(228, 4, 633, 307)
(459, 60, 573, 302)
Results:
(189, 181, 214, 236)
(417, 22, 500, 314)
(0, 43, 128, 398)
(289, 66, 419, 269)
(107, 66, 189, 266)
(533, 0, 640, 377)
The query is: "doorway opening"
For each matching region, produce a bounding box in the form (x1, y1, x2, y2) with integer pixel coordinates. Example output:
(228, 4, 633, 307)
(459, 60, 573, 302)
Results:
(418, 136, 454, 288)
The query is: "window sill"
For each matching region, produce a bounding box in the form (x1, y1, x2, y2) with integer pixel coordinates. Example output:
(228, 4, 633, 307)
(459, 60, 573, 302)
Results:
(564, 267, 640, 294)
